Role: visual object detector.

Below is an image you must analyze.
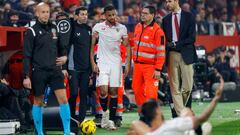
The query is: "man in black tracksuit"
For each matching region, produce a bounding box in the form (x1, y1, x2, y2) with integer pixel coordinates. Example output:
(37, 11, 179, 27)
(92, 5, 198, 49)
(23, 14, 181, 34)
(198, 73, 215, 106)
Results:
(62, 7, 92, 127)
(23, 3, 70, 135)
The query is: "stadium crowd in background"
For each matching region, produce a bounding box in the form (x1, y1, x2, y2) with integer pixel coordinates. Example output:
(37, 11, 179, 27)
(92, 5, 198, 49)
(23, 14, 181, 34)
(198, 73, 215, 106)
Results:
(0, 0, 239, 134)
(204, 46, 239, 98)
(0, 0, 240, 35)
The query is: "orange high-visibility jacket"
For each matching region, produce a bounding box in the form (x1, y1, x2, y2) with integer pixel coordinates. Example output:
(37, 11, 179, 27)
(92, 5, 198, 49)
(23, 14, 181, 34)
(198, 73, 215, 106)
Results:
(133, 21, 166, 70)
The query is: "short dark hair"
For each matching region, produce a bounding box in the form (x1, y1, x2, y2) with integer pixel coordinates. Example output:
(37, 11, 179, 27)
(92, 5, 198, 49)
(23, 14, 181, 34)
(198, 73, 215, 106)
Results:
(143, 5, 156, 16)
(207, 52, 215, 57)
(220, 46, 226, 52)
(104, 5, 116, 13)
(75, 6, 87, 15)
(141, 99, 159, 126)
(228, 48, 235, 55)
(9, 10, 19, 17)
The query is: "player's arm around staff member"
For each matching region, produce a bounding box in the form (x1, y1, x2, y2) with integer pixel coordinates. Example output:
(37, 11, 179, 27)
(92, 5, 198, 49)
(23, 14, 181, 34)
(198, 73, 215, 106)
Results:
(90, 5, 131, 130)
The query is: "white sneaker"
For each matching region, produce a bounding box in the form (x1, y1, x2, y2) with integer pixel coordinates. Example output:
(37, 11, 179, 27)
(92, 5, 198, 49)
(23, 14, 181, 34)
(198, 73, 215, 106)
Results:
(184, 130, 195, 135)
(101, 110, 110, 128)
(101, 111, 117, 130)
(107, 120, 117, 130)
(202, 122, 212, 135)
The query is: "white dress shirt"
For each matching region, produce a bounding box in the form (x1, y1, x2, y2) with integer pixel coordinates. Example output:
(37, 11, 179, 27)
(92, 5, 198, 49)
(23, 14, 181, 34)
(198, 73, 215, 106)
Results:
(172, 9, 182, 42)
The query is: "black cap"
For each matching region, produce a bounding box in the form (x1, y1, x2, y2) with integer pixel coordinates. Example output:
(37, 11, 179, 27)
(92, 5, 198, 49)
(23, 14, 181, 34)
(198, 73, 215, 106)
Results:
(56, 12, 68, 20)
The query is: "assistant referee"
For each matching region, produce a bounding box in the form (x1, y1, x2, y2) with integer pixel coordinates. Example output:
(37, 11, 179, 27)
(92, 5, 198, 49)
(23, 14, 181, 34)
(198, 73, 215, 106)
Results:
(22, 2, 71, 135)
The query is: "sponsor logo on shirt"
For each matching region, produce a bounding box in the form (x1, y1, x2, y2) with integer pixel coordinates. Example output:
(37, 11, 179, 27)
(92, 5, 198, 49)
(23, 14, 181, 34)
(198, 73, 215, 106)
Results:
(116, 28, 119, 32)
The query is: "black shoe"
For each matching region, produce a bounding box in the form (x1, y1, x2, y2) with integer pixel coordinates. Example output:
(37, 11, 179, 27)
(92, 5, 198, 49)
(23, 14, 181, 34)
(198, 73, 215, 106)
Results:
(19, 125, 28, 133)
(93, 117, 102, 127)
(114, 119, 122, 127)
(139, 116, 145, 121)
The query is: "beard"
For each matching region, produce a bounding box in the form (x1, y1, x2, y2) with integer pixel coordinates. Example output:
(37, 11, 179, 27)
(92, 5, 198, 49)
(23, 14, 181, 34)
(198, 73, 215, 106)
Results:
(107, 19, 116, 25)
(42, 20, 48, 24)
(38, 18, 49, 24)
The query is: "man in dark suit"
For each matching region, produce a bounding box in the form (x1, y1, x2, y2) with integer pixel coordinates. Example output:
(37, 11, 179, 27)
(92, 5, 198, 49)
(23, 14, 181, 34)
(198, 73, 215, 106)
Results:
(162, 0, 197, 116)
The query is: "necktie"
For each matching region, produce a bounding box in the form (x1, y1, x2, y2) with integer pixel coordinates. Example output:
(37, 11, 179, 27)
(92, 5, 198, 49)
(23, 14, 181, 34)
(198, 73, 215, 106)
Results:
(174, 13, 179, 40)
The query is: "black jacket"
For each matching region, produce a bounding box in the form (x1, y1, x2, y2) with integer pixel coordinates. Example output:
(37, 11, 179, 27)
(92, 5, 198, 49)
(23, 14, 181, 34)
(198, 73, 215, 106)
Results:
(66, 21, 92, 71)
(162, 10, 197, 65)
(23, 20, 66, 77)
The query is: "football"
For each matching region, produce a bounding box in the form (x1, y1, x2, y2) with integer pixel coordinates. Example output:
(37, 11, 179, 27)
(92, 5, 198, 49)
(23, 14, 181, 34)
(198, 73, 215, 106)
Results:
(80, 120, 97, 135)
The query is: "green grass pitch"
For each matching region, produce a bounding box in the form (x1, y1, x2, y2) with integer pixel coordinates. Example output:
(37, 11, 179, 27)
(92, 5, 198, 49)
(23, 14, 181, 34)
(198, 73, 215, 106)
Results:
(19, 102, 240, 135)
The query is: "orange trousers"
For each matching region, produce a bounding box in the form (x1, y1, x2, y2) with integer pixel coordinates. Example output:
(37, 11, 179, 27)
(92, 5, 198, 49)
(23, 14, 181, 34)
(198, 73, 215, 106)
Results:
(132, 63, 159, 112)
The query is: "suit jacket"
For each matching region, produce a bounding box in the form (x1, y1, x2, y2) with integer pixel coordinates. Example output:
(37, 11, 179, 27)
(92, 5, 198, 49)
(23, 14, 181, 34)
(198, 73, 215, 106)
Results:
(162, 10, 197, 65)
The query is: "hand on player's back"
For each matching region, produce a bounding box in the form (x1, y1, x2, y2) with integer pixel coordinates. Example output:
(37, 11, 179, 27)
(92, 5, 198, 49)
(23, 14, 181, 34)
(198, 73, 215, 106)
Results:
(56, 56, 67, 66)
(92, 63, 99, 74)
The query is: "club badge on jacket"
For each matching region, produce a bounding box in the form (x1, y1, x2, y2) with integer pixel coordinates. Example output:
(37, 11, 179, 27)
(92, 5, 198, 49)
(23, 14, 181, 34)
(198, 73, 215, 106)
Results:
(51, 28, 58, 39)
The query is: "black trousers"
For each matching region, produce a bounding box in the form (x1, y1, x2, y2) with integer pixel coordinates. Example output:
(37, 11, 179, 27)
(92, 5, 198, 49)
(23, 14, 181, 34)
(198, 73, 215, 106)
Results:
(0, 83, 31, 125)
(68, 70, 90, 122)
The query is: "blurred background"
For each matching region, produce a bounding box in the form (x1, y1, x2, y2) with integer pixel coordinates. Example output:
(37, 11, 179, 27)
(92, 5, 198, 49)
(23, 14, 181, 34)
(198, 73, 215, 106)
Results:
(0, 0, 239, 34)
(0, 0, 239, 134)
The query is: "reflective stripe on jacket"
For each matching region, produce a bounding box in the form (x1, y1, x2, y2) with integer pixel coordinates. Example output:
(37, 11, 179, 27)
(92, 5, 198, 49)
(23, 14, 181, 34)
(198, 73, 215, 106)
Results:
(133, 21, 166, 70)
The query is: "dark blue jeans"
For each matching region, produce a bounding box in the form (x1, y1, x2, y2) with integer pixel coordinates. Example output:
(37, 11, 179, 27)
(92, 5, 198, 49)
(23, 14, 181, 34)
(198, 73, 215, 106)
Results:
(68, 70, 90, 122)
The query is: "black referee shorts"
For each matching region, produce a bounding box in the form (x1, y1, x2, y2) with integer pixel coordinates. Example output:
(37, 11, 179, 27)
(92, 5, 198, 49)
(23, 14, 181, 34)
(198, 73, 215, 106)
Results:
(32, 68, 65, 97)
